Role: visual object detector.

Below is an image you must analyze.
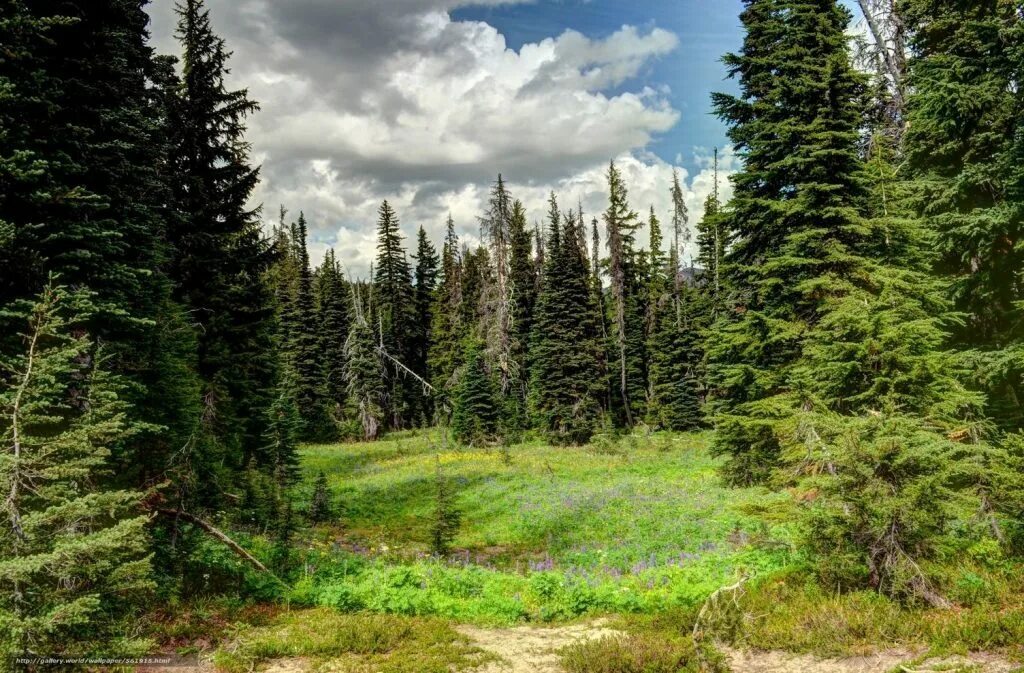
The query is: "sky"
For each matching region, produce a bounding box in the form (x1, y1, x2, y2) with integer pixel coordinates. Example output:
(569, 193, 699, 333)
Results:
(145, 0, 864, 276)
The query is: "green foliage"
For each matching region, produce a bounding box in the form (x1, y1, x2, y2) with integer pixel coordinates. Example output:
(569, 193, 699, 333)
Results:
(0, 285, 153, 660)
(374, 200, 420, 429)
(528, 199, 604, 445)
(430, 459, 462, 556)
(413, 226, 440, 423)
(429, 216, 464, 405)
(315, 249, 350, 426)
(309, 470, 334, 524)
(344, 286, 386, 441)
(451, 341, 500, 447)
(560, 634, 726, 673)
(903, 0, 1024, 432)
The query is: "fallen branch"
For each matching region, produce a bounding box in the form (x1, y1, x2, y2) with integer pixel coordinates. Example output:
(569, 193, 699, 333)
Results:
(152, 508, 288, 588)
(692, 574, 750, 643)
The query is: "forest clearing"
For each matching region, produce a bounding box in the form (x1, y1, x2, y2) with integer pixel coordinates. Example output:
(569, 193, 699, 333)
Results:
(141, 430, 1024, 672)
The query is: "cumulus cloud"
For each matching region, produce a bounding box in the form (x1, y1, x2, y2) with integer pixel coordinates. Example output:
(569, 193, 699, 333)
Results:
(146, 0, 731, 276)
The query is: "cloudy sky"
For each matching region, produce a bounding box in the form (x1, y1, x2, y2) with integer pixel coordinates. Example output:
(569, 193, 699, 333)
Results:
(146, 0, 862, 276)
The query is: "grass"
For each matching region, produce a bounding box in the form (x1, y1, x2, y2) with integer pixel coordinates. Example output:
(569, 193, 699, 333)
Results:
(188, 427, 1024, 670)
(288, 429, 792, 624)
(212, 608, 493, 673)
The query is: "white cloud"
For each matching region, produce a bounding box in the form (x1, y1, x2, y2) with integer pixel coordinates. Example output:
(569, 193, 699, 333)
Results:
(147, 0, 729, 276)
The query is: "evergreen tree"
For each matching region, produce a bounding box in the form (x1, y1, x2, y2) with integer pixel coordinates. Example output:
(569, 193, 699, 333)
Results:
(695, 149, 726, 317)
(373, 200, 418, 429)
(413, 226, 440, 422)
(0, 0, 200, 497)
(429, 216, 463, 406)
(0, 285, 153, 660)
(289, 213, 330, 439)
(479, 176, 518, 401)
(308, 471, 334, 524)
(166, 0, 278, 505)
(509, 199, 537, 396)
(429, 458, 461, 556)
(529, 197, 604, 445)
(603, 161, 647, 427)
(902, 0, 1024, 431)
(451, 340, 499, 446)
(344, 285, 385, 441)
(316, 249, 350, 427)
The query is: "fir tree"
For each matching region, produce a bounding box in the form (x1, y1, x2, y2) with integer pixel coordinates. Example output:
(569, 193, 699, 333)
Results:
(166, 0, 278, 504)
(529, 197, 604, 444)
(344, 285, 385, 441)
(289, 213, 330, 439)
(509, 199, 536, 396)
(316, 249, 350, 426)
(0, 285, 153, 660)
(902, 0, 1024, 431)
(413, 226, 440, 422)
(429, 457, 461, 556)
(603, 161, 647, 427)
(428, 216, 463, 407)
(479, 176, 518, 401)
(451, 340, 499, 447)
(309, 471, 334, 524)
(373, 200, 418, 429)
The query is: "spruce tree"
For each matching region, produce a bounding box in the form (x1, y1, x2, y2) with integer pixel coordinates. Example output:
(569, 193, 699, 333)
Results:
(451, 340, 499, 447)
(603, 161, 647, 427)
(428, 216, 464, 408)
(479, 176, 519, 406)
(0, 285, 153, 660)
(166, 0, 278, 504)
(529, 197, 604, 444)
(316, 249, 350, 427)
(413, 226, 440, 422)
(902, 0, 1024, 431)
(429, 458, 461, 556)
(289, 213, 330, 439)
(509, 199, 536, 397)
(344, 285, 386, 441)
(373, 200, 418, 429)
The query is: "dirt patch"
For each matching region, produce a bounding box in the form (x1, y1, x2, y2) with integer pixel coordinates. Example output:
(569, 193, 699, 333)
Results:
(722, 646, 1019, 673)
(457, 619, 624, 673)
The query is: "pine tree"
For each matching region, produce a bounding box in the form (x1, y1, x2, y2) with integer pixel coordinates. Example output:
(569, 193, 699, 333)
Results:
(902, 0, 1024, 431)
(373, 200, 418, 429)
(0, 285, 153, 660)
(413, 226, 440, 423)
(451, 340, 499, 446)
(166, 0, 278, 504)
(529, 197, 604, 444)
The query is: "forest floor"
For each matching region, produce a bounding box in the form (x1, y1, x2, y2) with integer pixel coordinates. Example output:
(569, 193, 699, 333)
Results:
(161, 429, 1024, 672)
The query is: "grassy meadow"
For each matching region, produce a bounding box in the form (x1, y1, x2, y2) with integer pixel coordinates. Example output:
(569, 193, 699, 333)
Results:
(176, 428, 1024, 672)
(286, 429, 792, 624)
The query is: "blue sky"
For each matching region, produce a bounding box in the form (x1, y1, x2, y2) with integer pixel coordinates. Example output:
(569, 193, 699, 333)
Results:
(454, 0, 746, 179)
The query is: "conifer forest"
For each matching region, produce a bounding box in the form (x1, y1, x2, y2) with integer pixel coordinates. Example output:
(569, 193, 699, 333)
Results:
(2, 1, 1024, 671)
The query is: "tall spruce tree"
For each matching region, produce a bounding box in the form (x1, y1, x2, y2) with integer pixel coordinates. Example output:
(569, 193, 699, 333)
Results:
(902, 0, 1024, 431)
(429, 216, 464, 406)
(316, 249, 350, 426)
(603, 161, 647, 427)
(166, 0, 279, 507)
(695, 150, 726, 317)
(451, 340, 500, 447)
(529, 197, 604, 444)
(290, 213, 330, 439)
(373, 200, 418, 429)
(0, 0, 200, 495)
(709, 0, 993, 603)
(509, 199, 537, 398)
(413, 226, 440, 423)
